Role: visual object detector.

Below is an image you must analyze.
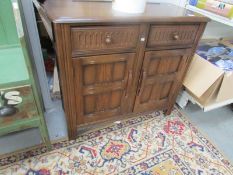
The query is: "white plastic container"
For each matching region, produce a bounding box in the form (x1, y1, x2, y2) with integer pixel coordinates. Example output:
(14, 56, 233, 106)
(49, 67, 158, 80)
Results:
(112, 0, 146, 14)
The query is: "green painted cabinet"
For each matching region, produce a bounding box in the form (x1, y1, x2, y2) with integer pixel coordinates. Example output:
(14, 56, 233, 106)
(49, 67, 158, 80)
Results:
(0, 0, 51, 150)
(0, 0, 19, 46)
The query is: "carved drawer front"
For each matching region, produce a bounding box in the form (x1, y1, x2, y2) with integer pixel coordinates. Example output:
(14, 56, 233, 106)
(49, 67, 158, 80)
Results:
(71, 25, 140, 55)
(73, 53, 135, 125)
(147, 24, 199, 49)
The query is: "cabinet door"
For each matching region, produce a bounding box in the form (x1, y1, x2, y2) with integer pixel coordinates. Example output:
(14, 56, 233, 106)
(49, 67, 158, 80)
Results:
(134, 49, 191, 113)
(73, 53, 135, 125)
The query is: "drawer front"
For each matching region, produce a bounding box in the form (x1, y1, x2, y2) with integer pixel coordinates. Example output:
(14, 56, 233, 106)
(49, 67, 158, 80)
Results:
(147, 24, 199, 48)
(71, 26, 140, 55)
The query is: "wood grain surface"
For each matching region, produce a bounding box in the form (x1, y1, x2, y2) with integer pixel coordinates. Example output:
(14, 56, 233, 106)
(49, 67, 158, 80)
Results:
(34, 0, 208, 139)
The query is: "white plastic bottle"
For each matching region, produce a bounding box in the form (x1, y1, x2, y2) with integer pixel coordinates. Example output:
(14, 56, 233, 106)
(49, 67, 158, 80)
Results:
(112, 0, 147, 14)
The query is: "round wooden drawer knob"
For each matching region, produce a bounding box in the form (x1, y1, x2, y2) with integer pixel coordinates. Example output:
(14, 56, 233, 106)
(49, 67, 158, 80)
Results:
(173, 34, 179, 40)
(105, 36, 112, 44)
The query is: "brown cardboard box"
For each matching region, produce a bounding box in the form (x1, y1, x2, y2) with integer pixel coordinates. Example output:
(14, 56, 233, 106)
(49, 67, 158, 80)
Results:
(183, 54, 233, 107)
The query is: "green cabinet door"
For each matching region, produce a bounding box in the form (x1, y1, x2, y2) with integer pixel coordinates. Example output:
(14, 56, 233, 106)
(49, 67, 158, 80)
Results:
(0, 0, 51, 150)
(0, 0, 19, 46)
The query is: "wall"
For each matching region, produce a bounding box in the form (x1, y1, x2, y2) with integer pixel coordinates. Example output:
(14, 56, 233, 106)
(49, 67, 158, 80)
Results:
(203, 21, 233, 39)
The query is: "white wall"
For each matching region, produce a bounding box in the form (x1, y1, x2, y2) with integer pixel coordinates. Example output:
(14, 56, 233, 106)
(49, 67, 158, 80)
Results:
(203, 21, 233, 39)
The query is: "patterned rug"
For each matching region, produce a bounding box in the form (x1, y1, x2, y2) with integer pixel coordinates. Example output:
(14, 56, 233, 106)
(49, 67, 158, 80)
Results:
(0, 109, 233, 175)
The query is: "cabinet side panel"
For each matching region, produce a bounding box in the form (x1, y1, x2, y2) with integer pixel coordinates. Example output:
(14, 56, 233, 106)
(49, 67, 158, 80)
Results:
(54, 24, 77, 139)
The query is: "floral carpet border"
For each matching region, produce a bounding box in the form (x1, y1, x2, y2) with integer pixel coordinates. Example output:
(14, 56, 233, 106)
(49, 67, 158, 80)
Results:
(0, 108, 232, 171)
(0, 111, 160, 167)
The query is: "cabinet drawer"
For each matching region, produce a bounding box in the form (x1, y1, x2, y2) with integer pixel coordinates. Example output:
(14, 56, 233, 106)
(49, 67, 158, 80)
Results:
(147, 24, 199, 49)
(71, 26, 140, 55)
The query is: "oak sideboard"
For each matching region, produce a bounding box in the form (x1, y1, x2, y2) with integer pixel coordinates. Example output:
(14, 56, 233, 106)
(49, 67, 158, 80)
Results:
(34, 0, 209, 139)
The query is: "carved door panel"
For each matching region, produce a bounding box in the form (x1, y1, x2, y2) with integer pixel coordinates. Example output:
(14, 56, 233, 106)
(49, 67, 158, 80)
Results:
(134, 49, 191, 113)
(73, 53, 135, 125)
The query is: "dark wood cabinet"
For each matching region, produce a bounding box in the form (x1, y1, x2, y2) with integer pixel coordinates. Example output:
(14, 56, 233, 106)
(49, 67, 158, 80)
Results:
(71, 26, 140, 56)
(73, 53, 135, 125)
(134, 49, 192, 113)
(35, 0, 209, 139)
(147, 24, 200, 49)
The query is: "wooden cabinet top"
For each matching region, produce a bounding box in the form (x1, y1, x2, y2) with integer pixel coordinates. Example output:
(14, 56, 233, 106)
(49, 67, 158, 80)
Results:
(36, 0, 210, 24)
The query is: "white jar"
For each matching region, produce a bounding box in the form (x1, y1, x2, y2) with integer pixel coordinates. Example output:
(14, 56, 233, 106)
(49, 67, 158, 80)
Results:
(112, 0, 146, 14)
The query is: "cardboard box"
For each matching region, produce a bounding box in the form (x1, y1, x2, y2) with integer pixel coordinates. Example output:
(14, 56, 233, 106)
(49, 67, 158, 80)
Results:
(183, 41, 233, 107)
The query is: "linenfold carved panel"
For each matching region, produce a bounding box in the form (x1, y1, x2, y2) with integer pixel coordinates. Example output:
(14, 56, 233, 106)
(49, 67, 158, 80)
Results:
(71, 26, 140, 55)
(147, 25, 199, 48)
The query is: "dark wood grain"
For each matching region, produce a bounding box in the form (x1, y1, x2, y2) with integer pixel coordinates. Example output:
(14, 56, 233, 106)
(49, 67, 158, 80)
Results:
(73, 53, 136, 126)
(34, 0, 208, 139)
(165, 22, 207, 115)
(71, 25, 140, 56)
(147, 24, 199, 48)
(134, 49, 192, 113)
(53, 24, 78, 139)
(39, 0, 210, 24)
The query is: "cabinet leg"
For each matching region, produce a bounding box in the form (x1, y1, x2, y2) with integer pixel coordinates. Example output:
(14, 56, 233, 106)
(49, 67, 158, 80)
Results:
(39, 119, 52, 150)
(68, 128, 77, 140)
(164, 107, 173, 116)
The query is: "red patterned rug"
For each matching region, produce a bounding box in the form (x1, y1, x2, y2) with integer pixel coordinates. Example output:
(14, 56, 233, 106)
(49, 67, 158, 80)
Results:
(0, 108, 233, 174)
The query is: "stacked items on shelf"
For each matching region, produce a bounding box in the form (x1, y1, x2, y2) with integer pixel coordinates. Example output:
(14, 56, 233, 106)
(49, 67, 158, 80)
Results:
(52, 65, 61, 100)
(35, 7, 61, 101)
(189, 0, 233, 19)
(182, 39, 233, 111)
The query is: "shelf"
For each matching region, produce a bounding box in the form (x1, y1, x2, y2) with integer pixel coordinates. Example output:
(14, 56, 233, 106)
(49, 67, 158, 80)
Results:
(186, 5, 233, 27)
(0, 80, 31, 90)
